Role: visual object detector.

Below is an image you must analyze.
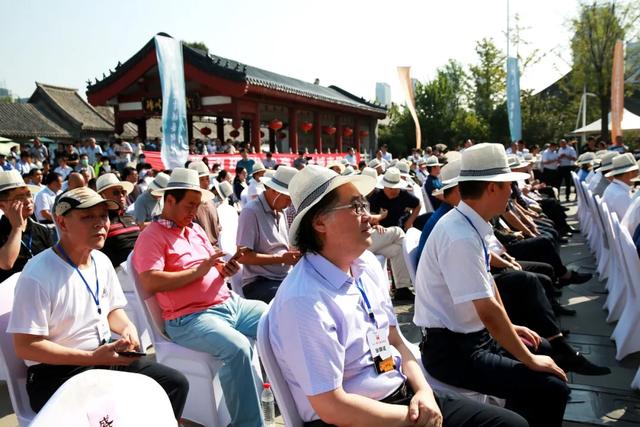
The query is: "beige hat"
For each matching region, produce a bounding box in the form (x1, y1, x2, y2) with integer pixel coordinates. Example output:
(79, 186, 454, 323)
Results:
(327, 161, 345, 174)
(433, 159, 462, 196)
(595, 152, 618, 172)
(288, 165, 376, 246)
(261, 165, 297, 196)
(53, 187, 120, 216)
(218, 181, 234, 199)
(377, 167, 408, 189)
(151, 168, 214, 202)
(605, 153, 639, 177)
(457, 143, 529, 183)
(148, 172, 171, 192)
(0, 170, 40, 194)
(96, 173, 134, 195)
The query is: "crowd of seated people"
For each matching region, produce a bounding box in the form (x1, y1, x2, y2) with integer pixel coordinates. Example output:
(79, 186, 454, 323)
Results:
(2, 135, 638, 426)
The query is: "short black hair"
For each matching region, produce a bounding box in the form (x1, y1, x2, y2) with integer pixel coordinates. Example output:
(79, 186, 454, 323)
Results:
(295, 188, 341, 254)
(121, 166, 137, 181)
(43, 172, 61, 186)
(443, 186, 457, 198)
(164, 189, 189, 204)
(458, 180, 507, 199)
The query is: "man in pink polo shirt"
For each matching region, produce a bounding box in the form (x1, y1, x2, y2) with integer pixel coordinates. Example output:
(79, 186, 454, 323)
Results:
(132, 168, 267, 427)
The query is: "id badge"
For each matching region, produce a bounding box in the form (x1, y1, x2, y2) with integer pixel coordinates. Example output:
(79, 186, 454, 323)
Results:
(97, 320, 111, 346)
(367, 330, 396, 375)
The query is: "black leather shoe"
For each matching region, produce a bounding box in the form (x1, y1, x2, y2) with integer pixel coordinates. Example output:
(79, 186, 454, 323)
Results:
(557, 351, 611, 376)
(559, 270, 592, 286)
(393, 288, 415, 302)
(552, 302, 576, 316)
(559, 236, 570, 244)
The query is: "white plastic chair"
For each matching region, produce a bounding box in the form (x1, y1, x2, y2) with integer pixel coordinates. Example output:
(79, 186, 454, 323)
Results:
(633, 366, 640, 390)
(117, 262, 152, 351)
(0, 273, 37, 426)
(217, 203, 239, 256)
(127, 255, 230, 427)
(610, 214, 640, 360)
(257, 309, 304, 427)
(401, 227, 422, 283)
(411, 183, 427, 215)
(599, 202, 626, 323)
(421, 187, 434, 214)
(593, 195, 610, 279)
(30, 369, 177, 427)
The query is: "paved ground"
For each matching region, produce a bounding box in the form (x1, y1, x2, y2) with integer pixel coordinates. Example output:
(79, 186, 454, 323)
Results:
(1, 201, 638, 426)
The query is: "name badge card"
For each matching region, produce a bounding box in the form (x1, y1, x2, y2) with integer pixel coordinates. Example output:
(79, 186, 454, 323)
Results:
(367, 330, 396, 374)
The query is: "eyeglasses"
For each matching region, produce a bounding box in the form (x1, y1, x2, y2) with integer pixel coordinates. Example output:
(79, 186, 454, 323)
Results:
(111, 189, 127, 196)
(0, 194, 33, 202)
(328, 198, 370, 216)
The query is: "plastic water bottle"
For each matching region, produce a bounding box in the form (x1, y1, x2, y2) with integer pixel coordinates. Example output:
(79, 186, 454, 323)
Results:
(261, 383, 275, 427)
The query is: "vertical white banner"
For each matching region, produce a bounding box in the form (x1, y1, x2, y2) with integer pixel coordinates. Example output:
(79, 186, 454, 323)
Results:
(506, 57, 522, 142)
(155, 35, 189, 169)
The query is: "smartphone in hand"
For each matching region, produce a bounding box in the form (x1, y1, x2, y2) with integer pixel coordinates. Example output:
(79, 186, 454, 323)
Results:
(117, 350, 146, 357)
(229, 246, 249, 262)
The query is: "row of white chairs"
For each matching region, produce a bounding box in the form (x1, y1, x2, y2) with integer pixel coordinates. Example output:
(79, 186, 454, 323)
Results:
(573, 172, 640, 390)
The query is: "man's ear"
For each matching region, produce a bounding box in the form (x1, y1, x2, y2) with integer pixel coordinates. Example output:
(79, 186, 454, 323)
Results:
(312, 212, 329, 235)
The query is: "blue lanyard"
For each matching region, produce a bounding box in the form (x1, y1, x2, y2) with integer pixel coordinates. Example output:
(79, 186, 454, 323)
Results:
(55, 243, 101, 315)
(21, 231, 33, 257)
(355, 278, 378, 328)
(455, 208, 490, 272)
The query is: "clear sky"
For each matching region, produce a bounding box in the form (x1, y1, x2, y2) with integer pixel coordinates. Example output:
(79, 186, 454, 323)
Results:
(0, 0, 579, 103)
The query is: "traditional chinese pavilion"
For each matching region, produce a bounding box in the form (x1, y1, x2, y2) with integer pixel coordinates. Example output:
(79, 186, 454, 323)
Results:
(86, 33, 387, 154)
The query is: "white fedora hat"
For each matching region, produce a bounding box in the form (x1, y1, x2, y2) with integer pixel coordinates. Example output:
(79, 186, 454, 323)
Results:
(251, 161, 266, 176)
(457, 143, 529, 183)
(188, 161, 211, 178)
(288, 165, 376, 246)
(0, 170, 40, 194)
(360, 167, 378, 179)
(96, 173, 134, 195)
(341, 166, 356, 176)
(151, 168, 214, 201)
(218, 181, 234, 199)
(595, 152, 618, 172)
(261, 165, 297, 196)
(576, 152, 596, 166)
(432, 159, 462, 196)
(605, 153, 639, 177)
(425, 155, 443, 167)
(376, 167, 408, 189)
(148, 172, 171, 192)
(395, 161, 411, 177)
(368, 159, 382, 169)
(54, 187, 120, 217)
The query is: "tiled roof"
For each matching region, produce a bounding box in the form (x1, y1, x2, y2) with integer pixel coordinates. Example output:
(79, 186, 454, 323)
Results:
(94, 106, 138, 139)
(0, 103, 72, 139)
(31, 83, 114, 131)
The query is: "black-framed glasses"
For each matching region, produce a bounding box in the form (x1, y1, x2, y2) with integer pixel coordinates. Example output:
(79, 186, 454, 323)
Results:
(328, 198, 370, 216)
(0, 194, 33, 202)
(111, 189, 127, 197)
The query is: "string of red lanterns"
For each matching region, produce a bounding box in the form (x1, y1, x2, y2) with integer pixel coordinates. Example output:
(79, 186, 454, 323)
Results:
(300, 122, 313, 133)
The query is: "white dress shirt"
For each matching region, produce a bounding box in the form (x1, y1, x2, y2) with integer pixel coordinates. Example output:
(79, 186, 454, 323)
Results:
(602, 179, 632, 220)
(621, 196, 640, 237)
(541, 149, 559, 170)
(558, 146, 577, 167)
(414, 201, 495, 333)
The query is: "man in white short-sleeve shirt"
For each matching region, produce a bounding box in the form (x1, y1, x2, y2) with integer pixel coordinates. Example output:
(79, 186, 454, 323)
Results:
(8, 187, 188, 418)
(267, 164, 526, 427)
(602, 153, 639, 220)
(414, 143, 570, 426)
(34, 172, 62, 223)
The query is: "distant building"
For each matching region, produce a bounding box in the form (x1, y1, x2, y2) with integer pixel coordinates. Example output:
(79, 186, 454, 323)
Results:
(0, 87, 10, 98)
(411, 78, 419, 92)
(375, 82, 391, 106)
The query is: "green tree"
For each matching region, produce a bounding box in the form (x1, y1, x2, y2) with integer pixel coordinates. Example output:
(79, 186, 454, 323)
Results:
(0, 96, 13, 103)
(183, 41, 210, 54)
(469, 38, 507, 124)
(570, 1, 640, 137)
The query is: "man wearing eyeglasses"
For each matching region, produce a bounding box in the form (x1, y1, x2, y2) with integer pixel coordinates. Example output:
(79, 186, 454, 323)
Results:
(0, 170, 55, 282)
(96, 173, 141, 268)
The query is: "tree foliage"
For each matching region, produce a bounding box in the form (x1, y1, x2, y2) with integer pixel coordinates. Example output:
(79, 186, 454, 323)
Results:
(469, 38, 507, 124)
(183, 41, 210, 54)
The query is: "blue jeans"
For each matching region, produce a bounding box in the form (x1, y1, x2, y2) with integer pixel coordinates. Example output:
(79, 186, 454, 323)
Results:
(165, 293, 267, 427)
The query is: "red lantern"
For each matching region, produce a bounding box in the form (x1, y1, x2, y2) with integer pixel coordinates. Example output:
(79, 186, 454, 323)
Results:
(200, 126, 212, 136)
(343, 127, 353, 137)
(322, 126, 337, 135)
(277, 131, 287, 140)
(232, 118, 241, 129)
(269, 119, 283, 131)
(230, 130, 240, 138)
(301, 122, 313, 133)
(260, 130, 265, 138)
(359, 130, 369, 137)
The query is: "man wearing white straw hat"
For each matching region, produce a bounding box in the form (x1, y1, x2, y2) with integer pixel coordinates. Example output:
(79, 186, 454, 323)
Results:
(588, 151, 617, 196)
(414, 143, 570, 426)
(0, 170, 55, 282)
(602, 153, 639, 219)
(96, 173, 140, 268)
(188, 161, 221, 246)
(267, 164, 526, 427)
(245, 160, 267, 202)
(236, 166, 299, 303)
(132, 168, 266, 427)
(132, 171, 169, 229)
(422, 156, 444, 210)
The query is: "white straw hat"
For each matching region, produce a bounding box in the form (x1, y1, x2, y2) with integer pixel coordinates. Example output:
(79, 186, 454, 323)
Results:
(604, 153, 639, 177)
(0, 170, 40, 194)
(341, 166, 356, 176)
(576, 152, 596, 166)
(395, 161, 411, 177)
(251, 161, 266, 176)
(376, 167, 408, 189)
(218, 181, 234, 199)
(148, 172, 170, 192)
(368, 159, 382, 169)
(288, 165, 376, 246)
(54, 187, 120, 216)
(425, 155, 443, 167)
(261, 166, 297, 196)
(188, 161, 211, 178)
(595, 152, 618, 172)
(151, 168, 214, 201)
(96, 173, 134, 195)
(457, 143, 529, 183)
(432, 159, 462, 196)
(360, 167, 378, 179)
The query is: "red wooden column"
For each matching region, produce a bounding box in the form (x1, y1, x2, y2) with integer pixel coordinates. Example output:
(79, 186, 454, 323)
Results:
(335, 114, 342, 153)
(353, 116, 361, 153)
(314, 111, 322, 153)
(288, 107, 299, 153)
(252, 105, 261, 153)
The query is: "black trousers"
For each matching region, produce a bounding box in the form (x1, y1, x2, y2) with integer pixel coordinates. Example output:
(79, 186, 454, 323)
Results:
(242, 276, 283, 304)
(558, 166, 574, 199)
(542, 168, 560, 189)
(506, 236, 568, 279)
(304, 390, 527, 427)
(493, 270, 561, 338)
(422, 329, 570, 427)
(26, 358, 189, 420)
(538, 198, 570, 232)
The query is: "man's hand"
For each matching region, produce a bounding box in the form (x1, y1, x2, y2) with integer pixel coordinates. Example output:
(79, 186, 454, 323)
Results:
(403, 218, 415, 231)
(119, 325, 141, 352)
(280, 250, 301, 265)
(196, 251, 228, 277)
(514, 325, 541, 350)
(372, 225, 386, 234)
(91, 338, 139, 366)
(407, 389, 443, 427)
(379, 208, 388, 220)
(5, 200, 26, 230)
(524, 354, 567, 382)
(217, 258, 240, 277)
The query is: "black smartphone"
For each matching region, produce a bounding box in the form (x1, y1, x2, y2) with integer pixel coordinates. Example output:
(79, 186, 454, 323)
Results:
(117, 350, 146, 357)
(229, 246, 249, 262)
